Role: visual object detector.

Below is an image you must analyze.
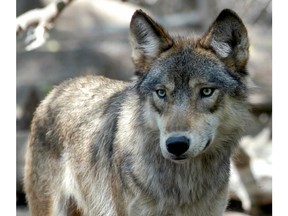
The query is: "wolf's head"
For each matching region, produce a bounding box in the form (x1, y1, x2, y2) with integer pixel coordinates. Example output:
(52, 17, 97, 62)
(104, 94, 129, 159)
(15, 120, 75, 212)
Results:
(130, 9, 251, 162)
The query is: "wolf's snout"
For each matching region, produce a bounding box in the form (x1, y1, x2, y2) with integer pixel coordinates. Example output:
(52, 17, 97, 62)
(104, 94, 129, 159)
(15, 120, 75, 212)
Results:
(166, 136, 190, 156)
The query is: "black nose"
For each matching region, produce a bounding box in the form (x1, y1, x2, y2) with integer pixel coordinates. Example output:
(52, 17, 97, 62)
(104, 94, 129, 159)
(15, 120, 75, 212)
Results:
(166, 136, 190, 156)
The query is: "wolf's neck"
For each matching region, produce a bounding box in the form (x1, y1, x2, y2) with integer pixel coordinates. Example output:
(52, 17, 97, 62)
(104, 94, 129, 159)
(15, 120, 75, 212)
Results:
(126, 134, 232, 204)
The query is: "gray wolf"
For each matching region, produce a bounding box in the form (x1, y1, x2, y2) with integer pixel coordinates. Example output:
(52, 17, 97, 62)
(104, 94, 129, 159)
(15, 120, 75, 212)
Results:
(24, 8, 251, 216)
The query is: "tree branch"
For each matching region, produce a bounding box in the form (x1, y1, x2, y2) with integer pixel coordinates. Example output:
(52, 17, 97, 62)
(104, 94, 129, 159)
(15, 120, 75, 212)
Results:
(16, 0, 75, 51)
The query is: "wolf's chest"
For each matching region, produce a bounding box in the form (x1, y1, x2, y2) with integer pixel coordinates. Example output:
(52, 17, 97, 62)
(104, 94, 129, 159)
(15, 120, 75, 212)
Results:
(120, 153, 230, 204)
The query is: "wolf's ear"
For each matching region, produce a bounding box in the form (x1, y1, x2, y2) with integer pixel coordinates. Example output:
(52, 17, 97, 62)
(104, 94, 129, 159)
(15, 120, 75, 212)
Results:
(130, 10, 174, 74)
(200, 9, 249, 75)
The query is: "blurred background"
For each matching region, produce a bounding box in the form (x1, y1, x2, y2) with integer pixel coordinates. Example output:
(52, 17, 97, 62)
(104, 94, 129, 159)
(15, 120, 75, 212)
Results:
(16, 0, 272, 215)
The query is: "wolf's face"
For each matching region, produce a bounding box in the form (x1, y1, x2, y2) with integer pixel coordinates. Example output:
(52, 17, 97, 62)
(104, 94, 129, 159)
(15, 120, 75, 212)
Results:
(130, 9, 250, 162)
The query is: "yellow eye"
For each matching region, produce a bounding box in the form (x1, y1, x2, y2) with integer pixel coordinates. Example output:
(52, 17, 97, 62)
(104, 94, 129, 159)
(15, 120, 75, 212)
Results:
(156, 89, 166, 99)
(200, 88, 214, 97)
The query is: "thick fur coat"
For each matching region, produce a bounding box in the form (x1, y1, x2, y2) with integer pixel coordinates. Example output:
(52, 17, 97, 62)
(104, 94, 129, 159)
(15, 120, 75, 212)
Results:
(24, 9, 251, 216)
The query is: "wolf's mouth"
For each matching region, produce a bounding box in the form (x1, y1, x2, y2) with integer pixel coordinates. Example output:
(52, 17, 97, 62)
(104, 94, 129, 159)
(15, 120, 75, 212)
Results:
(203, 139, 211, 150)
(173, 156, 187, 161)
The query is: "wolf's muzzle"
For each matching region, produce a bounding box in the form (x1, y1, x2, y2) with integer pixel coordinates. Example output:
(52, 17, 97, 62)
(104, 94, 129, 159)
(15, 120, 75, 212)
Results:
(166, 136, 190, 156)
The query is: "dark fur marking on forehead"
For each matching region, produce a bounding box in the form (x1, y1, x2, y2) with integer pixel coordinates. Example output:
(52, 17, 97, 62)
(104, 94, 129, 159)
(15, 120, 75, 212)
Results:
(165, 50, 244, 88)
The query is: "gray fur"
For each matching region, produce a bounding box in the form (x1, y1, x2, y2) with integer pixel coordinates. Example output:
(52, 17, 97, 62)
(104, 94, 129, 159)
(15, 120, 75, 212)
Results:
(24, 9, 251, 216)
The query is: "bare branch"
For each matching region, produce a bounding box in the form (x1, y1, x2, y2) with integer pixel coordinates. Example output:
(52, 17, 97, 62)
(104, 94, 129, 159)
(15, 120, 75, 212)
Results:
(16, 0, 75, 51)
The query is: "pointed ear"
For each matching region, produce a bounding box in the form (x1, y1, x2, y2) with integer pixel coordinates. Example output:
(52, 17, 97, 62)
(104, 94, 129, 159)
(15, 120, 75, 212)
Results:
(130, 10, 174, 74)
(200, 9, 249, 75)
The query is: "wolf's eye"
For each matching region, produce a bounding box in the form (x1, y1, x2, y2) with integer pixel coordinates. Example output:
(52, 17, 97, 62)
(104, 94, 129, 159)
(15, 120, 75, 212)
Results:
(156, 89, 166, 99)
(200, 88, 214, 97)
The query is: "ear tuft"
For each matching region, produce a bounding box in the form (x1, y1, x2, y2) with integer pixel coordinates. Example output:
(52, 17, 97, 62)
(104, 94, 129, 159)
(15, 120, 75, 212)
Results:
(130, 10, 173, 74)
(201, 9, 249, 75)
